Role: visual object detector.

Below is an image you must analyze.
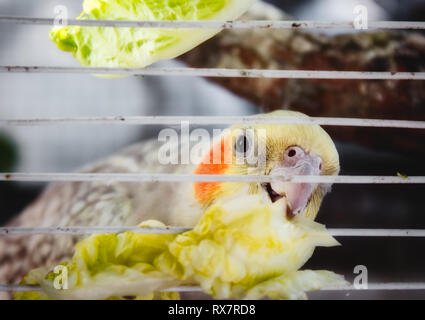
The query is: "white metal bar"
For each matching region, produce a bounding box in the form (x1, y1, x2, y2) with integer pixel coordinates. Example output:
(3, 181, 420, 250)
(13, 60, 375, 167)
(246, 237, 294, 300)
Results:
(2, 283, 425, 293)
(0, 284, 202, 293)
(0, 173, 424, 184)
(161, 286, 203, 293)
(0, 17, 424, 30)
(329, 229, 425, 237)
(1, 227, 425, 237)
(0, 226, 191, 236)
(0, 284, 42, 292)
(1, 116, 425, 129)
(2, 66, 424, 80)
(325, 283, 425, 291)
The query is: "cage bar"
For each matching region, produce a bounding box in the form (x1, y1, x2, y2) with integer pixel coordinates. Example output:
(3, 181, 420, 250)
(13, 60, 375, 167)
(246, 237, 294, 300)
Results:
(2, 283, 425, 293)
(1, 116, 425, 129)
(1, 227, 425, 237)
(2, 66, 425, 80)
(1, 17, 425, 30)
(0, 173, 424, 184)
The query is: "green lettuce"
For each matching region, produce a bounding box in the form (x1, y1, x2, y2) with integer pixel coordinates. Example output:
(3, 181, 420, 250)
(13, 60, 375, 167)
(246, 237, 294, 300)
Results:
(16, 189, 347, 300)
(50, 0, 255, 69)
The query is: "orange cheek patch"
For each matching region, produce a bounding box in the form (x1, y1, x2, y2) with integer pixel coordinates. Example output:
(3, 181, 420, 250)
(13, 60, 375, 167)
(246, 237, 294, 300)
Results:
(194, 135, 232, 204)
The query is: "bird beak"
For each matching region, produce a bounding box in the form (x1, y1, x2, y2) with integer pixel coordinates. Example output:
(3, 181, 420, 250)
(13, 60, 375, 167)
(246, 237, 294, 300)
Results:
(263, 152, 323, 216)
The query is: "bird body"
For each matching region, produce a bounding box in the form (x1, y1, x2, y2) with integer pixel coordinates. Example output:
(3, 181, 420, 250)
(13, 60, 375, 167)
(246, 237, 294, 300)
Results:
(0, 111, 340, 299)
(0, 140, 202, 297)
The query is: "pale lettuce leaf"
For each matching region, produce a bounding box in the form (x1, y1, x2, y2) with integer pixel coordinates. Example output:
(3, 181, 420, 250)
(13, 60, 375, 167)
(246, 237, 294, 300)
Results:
(50, 0, 255, 68)
(16, 190, 347, 300)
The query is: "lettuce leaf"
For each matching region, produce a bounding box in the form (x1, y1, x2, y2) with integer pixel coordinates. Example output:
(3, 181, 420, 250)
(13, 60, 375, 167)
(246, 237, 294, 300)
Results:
(50, 0, 255, 69)
(16, 190, 347, 300)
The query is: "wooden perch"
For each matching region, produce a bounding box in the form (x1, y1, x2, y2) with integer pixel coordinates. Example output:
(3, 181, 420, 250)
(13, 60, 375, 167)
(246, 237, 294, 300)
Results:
(179, 2, 425, 156)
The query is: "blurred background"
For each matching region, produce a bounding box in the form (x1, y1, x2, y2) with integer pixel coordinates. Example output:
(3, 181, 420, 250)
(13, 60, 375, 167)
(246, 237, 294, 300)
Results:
(1, 0, 425, 299)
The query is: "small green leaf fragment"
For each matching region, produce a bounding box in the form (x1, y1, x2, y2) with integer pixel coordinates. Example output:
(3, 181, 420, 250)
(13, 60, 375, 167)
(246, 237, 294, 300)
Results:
(397, 172, 408, 179)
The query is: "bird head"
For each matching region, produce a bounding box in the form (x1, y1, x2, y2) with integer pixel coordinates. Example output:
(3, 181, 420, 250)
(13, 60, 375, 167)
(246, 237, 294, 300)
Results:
(194, 111, 340, 220)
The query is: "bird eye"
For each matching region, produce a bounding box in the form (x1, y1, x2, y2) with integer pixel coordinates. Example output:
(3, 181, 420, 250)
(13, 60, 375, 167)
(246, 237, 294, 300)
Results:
(288, 149, 296, 157)
(235, 135, 249, 154)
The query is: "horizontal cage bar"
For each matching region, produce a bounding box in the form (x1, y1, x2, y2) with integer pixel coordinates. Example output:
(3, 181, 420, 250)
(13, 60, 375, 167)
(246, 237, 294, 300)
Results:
(0, 226, 192, 236)
(1, 116, 425, 129)
(2, 283, 425, 293)
(0, 17, 425, 30)
(0, 173, 423, 184)
(2, 66, 425, 80)
(1, 227, 425, 237)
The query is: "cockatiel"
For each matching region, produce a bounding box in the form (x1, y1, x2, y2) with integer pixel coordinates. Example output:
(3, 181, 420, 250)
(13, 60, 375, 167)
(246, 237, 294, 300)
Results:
(0, 111, 340, 299)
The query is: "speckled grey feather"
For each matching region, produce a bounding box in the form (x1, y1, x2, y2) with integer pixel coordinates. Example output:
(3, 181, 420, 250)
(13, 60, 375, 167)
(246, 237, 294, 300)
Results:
(0, 140, 204, 299)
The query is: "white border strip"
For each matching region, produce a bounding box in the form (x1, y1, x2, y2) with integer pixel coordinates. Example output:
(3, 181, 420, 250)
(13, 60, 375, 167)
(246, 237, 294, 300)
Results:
(0, 173, 423, 184)
(1, 227, 425, 237)
(2, 66, 425, 80)
(1, 116, 425, 129)
(0, 17, 424, 30)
